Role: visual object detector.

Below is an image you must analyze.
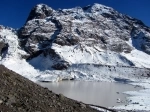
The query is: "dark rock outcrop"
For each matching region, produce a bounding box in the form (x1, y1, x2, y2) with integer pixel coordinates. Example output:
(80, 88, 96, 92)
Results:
(26, 4, 53, 22)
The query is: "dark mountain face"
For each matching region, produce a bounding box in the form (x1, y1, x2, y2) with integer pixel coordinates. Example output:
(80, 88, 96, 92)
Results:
(26, 4, 53, 22)
(1, 3, 150, 72)
(18, 4, 150, 58)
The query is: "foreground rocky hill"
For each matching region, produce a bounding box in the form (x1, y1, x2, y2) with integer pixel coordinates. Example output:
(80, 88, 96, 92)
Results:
(0, 65, 101, 112)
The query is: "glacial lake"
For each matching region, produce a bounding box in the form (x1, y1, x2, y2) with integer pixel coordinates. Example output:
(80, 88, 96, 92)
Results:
(37, 81, 141, 107)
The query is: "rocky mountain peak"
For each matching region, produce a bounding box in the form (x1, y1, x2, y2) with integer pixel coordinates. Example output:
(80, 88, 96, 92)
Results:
(1, 3, 150, 72)
(26, 4, 54, 22)
(83, 3, 113, 14)
(16, 3, 150, 70)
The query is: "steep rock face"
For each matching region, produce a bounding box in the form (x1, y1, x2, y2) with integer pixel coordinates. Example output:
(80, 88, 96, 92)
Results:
(26, 4, 53, 21)
(19, 4, 150, 52)
(18, 3, 150, 70)
(17, 3, 150, 71)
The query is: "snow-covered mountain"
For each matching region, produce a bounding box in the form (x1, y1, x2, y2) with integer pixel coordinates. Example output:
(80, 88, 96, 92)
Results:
(0, 3, 150, 82)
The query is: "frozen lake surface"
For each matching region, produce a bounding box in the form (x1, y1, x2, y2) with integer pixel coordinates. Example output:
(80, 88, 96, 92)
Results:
(38, 81, 141, 107)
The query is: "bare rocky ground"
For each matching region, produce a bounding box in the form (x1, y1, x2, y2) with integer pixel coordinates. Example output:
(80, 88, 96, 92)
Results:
(0, 65, 118, 112)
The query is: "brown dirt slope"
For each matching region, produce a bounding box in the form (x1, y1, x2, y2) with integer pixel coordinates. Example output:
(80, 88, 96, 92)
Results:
(0, 65, 100, 112)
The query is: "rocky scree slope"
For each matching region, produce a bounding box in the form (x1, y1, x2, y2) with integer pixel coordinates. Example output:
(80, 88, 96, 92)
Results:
(0, 65, 101, 112)
(0, 3, 150, 81)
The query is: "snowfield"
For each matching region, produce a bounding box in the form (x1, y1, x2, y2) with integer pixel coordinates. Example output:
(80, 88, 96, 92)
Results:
(112, 81, 150, 111)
